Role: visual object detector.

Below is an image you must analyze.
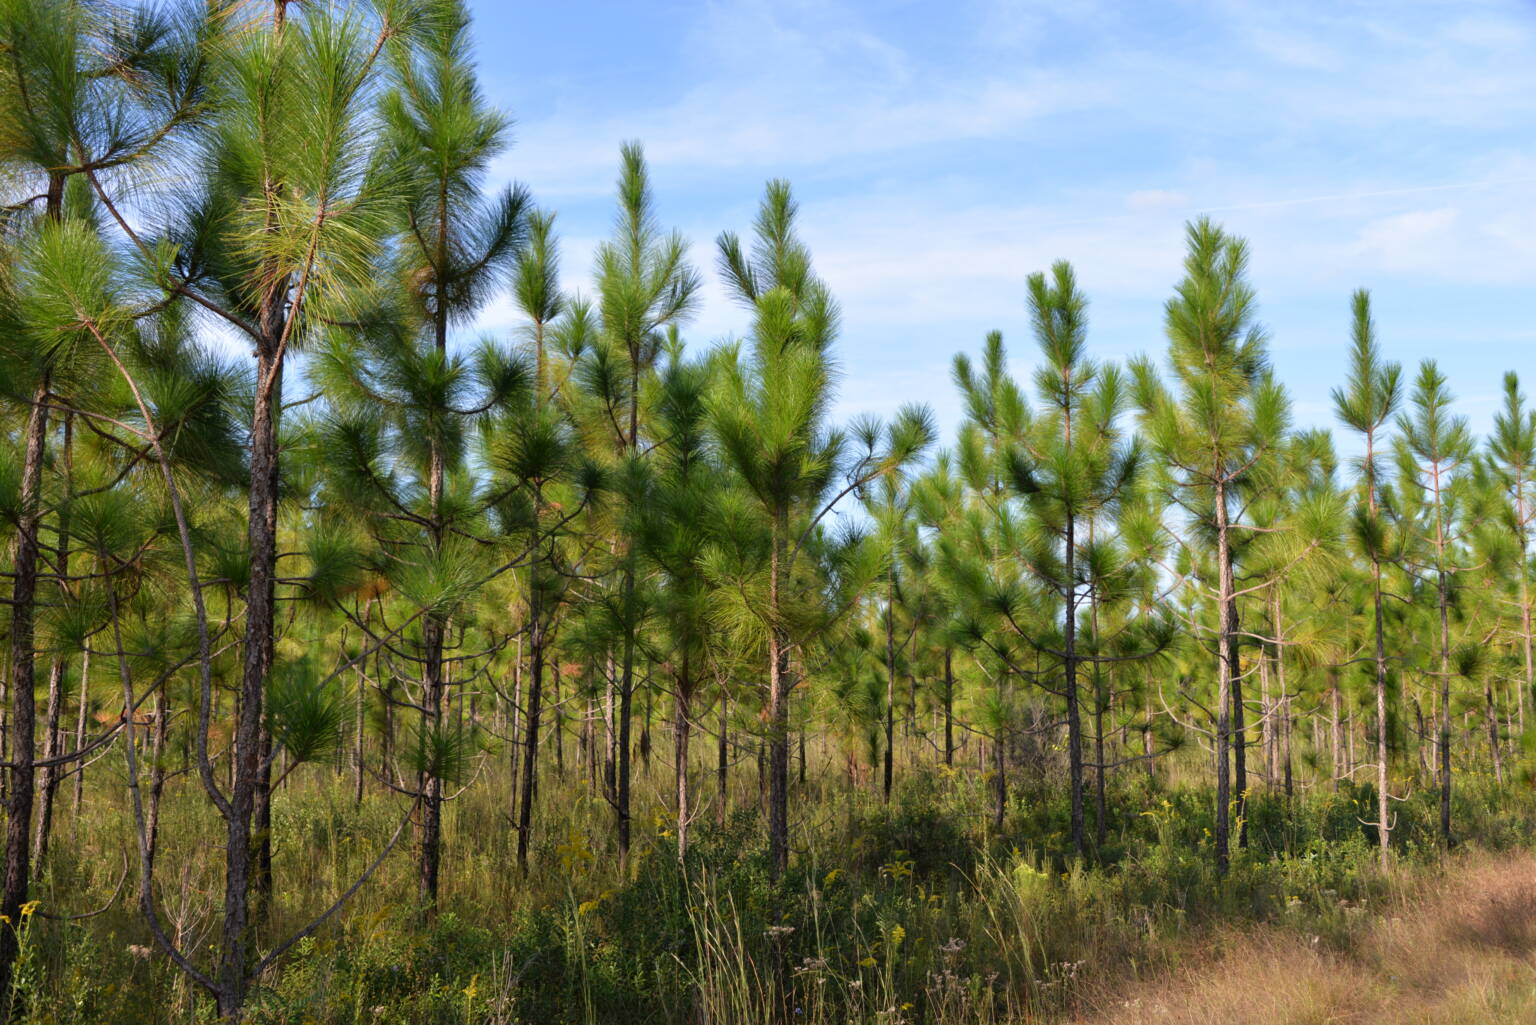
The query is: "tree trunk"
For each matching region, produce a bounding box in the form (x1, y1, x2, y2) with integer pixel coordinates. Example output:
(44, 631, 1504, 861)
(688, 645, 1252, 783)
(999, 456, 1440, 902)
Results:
(883, 568, 895, 803)
(418, 612, 445, 913)
(1486, 684, 1503, 784)
(33, 416, 72, 870)
(1063, 514, 1086, 855)
(992, 733, 1007, 830)
(218, 343, 281, 1018)
(32, 659, 66, 870)
(0, 379, 50, 1017)
(515, 585, 544, 874)
(1227, 590, 1247, 849)
(508, 636, 522, 823)
(1437, 566, 1453, 845)
(717, 697, 729, 828)
(1093, 671, 1107, 849)
(1330, 681, 1343, 792)
(674, 669, 691, 859)
(767, 508, 791, 878)
(552, 663, 564, 779)
(72, 649, 91, 826)
(146, 687, 170, 874)
(1212, 479, 1235, 875)
(617, 624, 634, 863)
(943, 650, 954, 767)
(353, 627, 366, 805)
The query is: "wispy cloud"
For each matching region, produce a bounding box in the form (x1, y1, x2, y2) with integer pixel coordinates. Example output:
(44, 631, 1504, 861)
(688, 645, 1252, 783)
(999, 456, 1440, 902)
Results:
(477, 0, 1536, 436)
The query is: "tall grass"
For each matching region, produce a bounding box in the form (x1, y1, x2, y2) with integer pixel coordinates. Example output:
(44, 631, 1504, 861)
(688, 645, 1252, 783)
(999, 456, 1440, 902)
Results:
(16, 739, 1536, 1023)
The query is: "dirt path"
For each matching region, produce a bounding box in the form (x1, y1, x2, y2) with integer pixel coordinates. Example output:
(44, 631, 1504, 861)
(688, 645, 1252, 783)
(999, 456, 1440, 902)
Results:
(1076, 853, 1536, 1024)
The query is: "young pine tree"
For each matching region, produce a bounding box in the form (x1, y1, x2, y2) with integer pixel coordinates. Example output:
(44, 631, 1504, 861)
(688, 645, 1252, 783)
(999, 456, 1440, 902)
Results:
(1331, 289, 1403, 866)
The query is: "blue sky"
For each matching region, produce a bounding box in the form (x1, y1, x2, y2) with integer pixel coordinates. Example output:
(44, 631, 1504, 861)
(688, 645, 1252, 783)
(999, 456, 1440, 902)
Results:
(466, 0, 1536, 442)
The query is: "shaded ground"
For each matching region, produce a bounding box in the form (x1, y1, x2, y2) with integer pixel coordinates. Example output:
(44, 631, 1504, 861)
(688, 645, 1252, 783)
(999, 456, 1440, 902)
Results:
(1077, 853, 1536, 1024)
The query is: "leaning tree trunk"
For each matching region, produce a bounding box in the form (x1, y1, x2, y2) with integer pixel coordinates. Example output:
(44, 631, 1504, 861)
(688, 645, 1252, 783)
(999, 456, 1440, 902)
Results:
(72, 649, 91, 826)
(33, 659, 67, 869)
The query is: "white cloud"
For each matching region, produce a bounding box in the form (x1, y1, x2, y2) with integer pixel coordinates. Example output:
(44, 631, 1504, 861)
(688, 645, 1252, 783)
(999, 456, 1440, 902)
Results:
(476, 0, 1536, 438)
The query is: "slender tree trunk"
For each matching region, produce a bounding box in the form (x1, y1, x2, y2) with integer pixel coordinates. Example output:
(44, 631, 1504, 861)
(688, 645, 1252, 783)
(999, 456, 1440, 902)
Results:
(553, 664, 564, 779)
(1093, 672, 1107, 849)
(584, 697, 596, 795)
(515, 572, 544, 874)
(992, 732, 1007, 830)
(146, 687, 170, 874)
(219, 328, 285, 1020)
(883, 567, 895, 803)
(1063, 515, 1086, 855)
(1212, 479, 1235, 875)
(1330, 681, 1343, 792)
(1259, 649, 1274, 790)
(0, 378, 50, 1017)
(617, 625, 635, 863)
(33, 658, 66, 870)
(1144, 690, 1156, 781)
(1486, 684, 1503, 784)
(797, 726, 805, 788)
(717, 697, 729, 828)
(1437, 569, 1453, 844)
(943, 650, 954, 767)
(1518, 489, 1532, 737)
(418, 613, 445, 912)
(1280, 686, 1294, 798)
(354, 608, 367, 805)
(72, 649, 90, 824)
(508, 636, 522, 824)
(33, 417, 72, 870)
(767, 507, 792, 877)
(674, 664, 691, 859)
(603, 658, 615, 801)
(1370, 559, 1391, 864)
(250, 351, 285, 929)
(1227, 589, 1247, 849)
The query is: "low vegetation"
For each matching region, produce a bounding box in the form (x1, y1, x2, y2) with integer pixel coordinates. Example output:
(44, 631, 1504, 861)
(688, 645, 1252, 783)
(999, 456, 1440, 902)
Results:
(3, 2, 1535, 1023)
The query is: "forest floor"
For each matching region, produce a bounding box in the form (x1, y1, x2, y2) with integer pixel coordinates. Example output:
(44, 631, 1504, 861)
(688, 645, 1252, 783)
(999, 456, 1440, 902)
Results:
(1075, 851, 1536, 1024)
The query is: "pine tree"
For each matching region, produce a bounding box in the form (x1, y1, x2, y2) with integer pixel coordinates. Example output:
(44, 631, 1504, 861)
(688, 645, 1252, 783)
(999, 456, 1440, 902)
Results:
(1133, 218, 1283, 874)
(707, 181, 932, 875)
(373, 0, 529, 914)
(1394, 360, 1473, 846)
(585, 143, 699, 861)
(1332, 289, 1403, 866)
(1488, 373, 1536, 739)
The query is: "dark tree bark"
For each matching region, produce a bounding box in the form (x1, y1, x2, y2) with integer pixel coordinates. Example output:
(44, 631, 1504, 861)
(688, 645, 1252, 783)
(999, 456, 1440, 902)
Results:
(0, 378, 50, 1018)
(943, 649, 954, 767)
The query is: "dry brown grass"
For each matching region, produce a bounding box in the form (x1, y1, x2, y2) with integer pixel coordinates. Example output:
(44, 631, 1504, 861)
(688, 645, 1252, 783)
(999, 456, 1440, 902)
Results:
(1075, 853, 1536, 1025)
